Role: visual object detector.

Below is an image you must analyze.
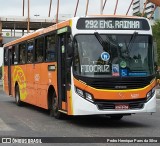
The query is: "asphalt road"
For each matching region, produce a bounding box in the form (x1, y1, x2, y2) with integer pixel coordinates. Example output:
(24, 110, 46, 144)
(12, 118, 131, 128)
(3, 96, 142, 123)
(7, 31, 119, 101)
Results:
(0, 88, 160, 146)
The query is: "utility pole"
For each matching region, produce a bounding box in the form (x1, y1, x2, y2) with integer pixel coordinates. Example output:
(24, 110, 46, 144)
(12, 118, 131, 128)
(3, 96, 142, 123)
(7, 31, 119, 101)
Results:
(102, 0, 107, 12)
(126, 0, 134, 15)
(100, 0, 103, 15)
(74, 0, 79, 17)
(142, 0, 148, 17)
(48, 0, 52, 17)
(27, 0, 30, 33)
(114, 0, 119, 15)
(85, 0, 89, 16)
(56, 0, 60, 23)
(22, 0, 25, 16)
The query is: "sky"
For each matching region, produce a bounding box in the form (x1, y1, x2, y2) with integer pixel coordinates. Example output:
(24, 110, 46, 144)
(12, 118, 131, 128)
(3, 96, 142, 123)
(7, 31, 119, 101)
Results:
(0, 0, 133, 66)
(0, 0, 133, 17)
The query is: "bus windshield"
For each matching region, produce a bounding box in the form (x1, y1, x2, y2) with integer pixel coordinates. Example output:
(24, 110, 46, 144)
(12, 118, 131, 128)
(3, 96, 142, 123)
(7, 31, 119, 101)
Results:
(73, 34, 154, 77)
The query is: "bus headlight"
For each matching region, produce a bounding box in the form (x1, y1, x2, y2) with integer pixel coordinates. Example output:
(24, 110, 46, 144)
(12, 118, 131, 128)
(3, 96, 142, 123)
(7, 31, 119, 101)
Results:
(75, 87, 94, 103)
(146, 87, 156, 101)
(76, 88, 84, 97)
(85, 92, 94, 103)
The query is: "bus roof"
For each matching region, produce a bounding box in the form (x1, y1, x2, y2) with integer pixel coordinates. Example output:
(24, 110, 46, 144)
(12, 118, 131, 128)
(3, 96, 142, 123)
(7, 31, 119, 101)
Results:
(4, 19, 70, 48)
(3, 15, 149, 48)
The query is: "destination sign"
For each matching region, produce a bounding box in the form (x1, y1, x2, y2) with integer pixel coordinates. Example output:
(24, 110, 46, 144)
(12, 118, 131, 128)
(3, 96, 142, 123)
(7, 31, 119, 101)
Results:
(77, 18, 150, 30)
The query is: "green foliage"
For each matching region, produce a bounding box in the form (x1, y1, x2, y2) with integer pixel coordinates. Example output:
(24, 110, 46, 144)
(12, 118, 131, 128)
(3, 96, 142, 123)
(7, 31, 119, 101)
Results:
(133, 12, 147, 18)
(152, 21, 160, 65)
(134, 12, 160, 66)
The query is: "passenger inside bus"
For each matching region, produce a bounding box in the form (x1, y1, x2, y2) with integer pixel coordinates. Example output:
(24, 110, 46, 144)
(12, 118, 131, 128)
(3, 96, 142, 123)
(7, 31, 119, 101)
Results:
(119, 43, 143, 70)
(20, 49, 26, 64)
(27, 51, 33, 63)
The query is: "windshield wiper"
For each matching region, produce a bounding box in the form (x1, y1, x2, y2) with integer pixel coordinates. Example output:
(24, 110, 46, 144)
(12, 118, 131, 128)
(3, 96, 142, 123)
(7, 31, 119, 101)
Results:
(94, 32, 118, 52)
(94, 32, 110, 52)
(127, 32, 138, 51)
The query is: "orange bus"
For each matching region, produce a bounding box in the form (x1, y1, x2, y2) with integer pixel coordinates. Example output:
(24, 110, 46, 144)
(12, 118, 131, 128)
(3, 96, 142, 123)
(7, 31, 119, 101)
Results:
(3, 15, 156, 120)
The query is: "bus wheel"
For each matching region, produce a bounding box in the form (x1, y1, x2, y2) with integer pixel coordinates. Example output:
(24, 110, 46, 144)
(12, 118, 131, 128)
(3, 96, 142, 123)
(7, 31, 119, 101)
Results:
(109, 115, 123, 120)
(15, 85, 22, 106)
(50, 94, 64, 119)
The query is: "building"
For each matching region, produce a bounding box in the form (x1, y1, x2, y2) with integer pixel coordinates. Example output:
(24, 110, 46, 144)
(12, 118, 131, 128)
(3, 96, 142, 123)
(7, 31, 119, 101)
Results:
(133, 0, 160, 21)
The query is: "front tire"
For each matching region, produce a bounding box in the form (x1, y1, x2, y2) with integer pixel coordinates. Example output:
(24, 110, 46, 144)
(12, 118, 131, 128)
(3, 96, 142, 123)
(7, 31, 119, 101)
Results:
(50, 93, 64, 119)
(15, 85, 22, 106)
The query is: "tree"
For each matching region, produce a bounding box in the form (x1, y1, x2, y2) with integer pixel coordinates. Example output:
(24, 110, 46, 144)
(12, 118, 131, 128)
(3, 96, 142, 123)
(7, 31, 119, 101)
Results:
(133, 12, 147, 18)
(152, 21, 160, 65)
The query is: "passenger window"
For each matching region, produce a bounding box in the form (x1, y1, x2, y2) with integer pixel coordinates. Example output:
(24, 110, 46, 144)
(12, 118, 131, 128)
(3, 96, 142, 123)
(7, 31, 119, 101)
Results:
(46, 34, 56, 62)
(14, 45, 19, 65)
(19, 43, 26, 64)
(12, 46, 15, 65)
(35, 37, 44, 62)
(4, 48, 8, 66)
(27, 40, 34, 63)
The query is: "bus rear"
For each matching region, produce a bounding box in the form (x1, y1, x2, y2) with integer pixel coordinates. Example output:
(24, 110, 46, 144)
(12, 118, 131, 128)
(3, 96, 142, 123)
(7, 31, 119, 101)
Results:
(69, 16, 156, 118)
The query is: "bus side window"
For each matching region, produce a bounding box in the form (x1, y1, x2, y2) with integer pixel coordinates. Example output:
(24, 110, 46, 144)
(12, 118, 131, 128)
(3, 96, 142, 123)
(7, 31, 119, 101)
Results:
(4, 48, 8, 66)
(14, 45, 19, 65)
(45, 34, 56, 62)
(19, 43, 26, 64)
(27, 40, 34, 63)
(12, 46, 15, 65)
(35, 37, 44, 62)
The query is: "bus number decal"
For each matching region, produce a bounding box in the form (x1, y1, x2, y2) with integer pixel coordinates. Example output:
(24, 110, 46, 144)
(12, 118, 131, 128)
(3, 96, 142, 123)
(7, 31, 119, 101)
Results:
(35, 74, 40, 82)
(85, 20, 98, 29)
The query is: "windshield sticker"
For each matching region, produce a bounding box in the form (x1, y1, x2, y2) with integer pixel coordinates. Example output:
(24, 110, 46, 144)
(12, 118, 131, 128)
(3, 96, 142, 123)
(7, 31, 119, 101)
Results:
(81, 65, 110, 73)
(120, 61, 127, 68)
(101, 52, 110, 61)
(121, 69, 128, 77)
(129, 72, 147, 77)
(112, 64, 120, 76)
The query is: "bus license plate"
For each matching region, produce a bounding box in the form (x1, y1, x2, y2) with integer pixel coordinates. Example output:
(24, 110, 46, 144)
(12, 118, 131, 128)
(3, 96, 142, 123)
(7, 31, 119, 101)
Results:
(115, 104, 129, 110)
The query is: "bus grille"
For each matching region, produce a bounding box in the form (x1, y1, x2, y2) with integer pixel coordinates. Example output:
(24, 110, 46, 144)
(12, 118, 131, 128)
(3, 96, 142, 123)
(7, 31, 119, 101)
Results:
(89, 79, 149, 90)
(74, 75, 154, 90)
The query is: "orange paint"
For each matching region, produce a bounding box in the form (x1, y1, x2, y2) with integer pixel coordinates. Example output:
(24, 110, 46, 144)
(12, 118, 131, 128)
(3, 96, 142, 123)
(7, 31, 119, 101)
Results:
(62, 101, 67, 111)
(4, 62, 58, 110)
(74, 77, 156, 100)
(67, 89, 73, 115)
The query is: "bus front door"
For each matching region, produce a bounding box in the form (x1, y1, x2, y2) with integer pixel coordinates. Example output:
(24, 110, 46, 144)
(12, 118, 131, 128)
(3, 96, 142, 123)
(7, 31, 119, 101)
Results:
(57, 33, 69, 112)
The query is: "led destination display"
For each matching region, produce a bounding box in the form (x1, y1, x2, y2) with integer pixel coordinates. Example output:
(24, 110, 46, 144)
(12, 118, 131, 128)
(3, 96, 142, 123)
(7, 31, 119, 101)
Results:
(77, 18, 150, 30)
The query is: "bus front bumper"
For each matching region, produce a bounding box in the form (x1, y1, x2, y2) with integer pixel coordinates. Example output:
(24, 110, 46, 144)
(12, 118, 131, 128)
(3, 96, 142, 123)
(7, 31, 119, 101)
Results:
(71, 91, 156, 116)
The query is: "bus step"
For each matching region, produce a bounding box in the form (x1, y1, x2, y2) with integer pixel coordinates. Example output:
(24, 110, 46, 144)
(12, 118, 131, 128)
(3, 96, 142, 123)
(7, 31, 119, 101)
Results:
(58, 110, 67, 114)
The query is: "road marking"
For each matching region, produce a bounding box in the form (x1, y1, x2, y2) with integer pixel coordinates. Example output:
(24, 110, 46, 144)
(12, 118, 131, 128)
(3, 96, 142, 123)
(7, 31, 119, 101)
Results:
(0, 118, 15, 131)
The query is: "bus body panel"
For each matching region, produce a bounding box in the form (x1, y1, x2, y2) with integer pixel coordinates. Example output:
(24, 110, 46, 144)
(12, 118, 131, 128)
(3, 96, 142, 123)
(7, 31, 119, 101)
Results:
(3, 66, 9, 95)
(4, 62, 58, 109)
